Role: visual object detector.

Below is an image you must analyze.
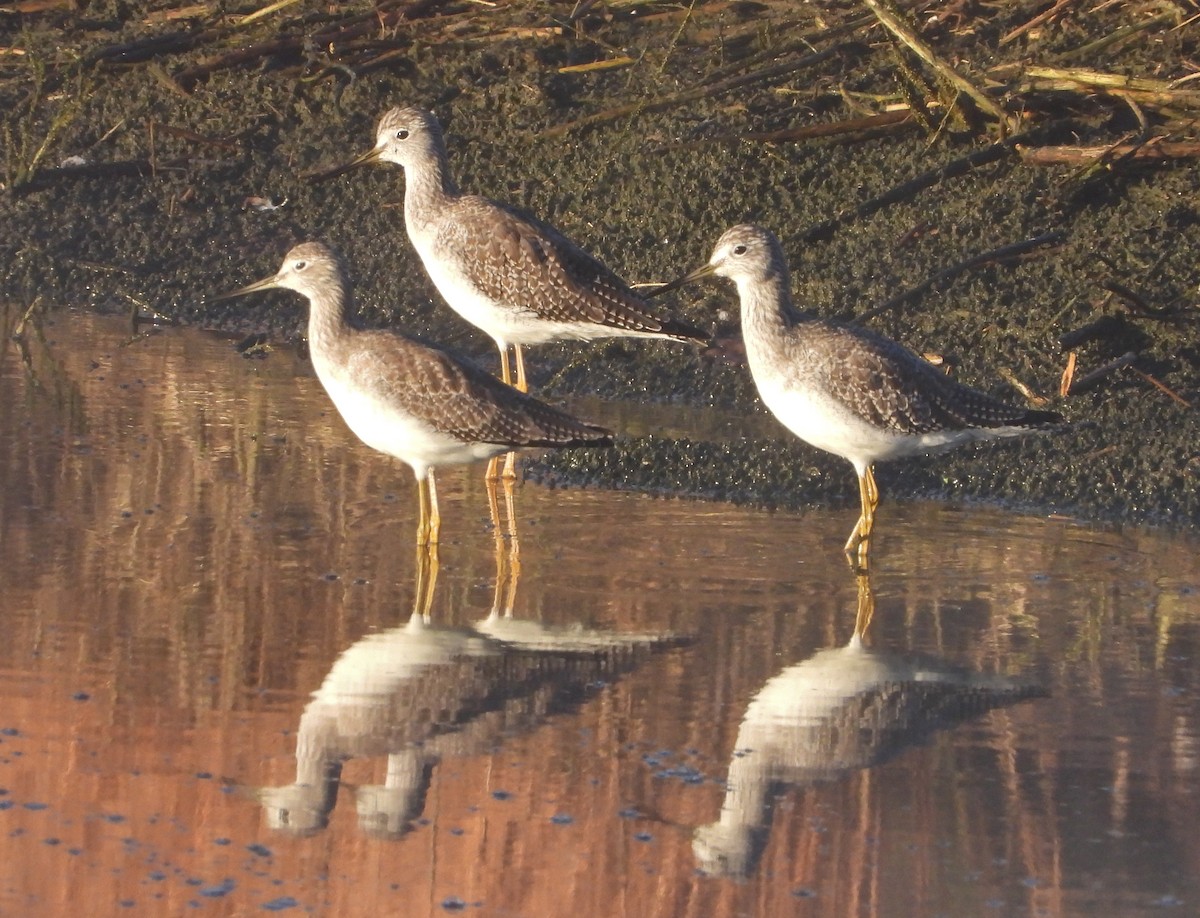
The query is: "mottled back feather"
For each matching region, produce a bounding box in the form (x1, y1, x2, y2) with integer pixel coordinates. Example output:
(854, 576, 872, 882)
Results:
(807, 321, 1062, 436)
(337, 330, 613, 449)
(432, 196, 707, 342)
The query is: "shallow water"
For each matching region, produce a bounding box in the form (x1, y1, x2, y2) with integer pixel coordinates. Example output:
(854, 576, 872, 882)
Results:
(1, 312, 1198, 917)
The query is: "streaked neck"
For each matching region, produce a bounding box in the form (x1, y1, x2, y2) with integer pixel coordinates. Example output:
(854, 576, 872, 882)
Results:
(404, 145, 460, 234)
(737, 271, 797, 348)
(304, 275, 353, 354)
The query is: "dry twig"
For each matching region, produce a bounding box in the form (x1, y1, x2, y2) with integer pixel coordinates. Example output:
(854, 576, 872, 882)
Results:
(853, 231, 1065, 323)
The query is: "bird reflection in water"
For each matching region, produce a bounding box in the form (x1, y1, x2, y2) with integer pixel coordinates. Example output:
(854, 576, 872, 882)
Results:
(693, 572, 1047, 878)
(257, 535, 685, 837)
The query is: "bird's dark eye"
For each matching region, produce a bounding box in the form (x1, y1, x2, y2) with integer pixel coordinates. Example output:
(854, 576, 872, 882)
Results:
(294, 260, 307, 271)
(732, 244, 748, 256)
(395, 129, 409, 140)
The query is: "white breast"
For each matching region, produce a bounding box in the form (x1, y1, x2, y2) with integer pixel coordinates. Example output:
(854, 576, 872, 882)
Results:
(314, 359, 504, 479)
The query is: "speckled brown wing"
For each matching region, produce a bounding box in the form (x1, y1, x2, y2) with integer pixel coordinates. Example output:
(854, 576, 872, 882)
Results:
(435, 196, 707, 342)
(350, 330, 613, 448)
(813, 322, 1062, 435)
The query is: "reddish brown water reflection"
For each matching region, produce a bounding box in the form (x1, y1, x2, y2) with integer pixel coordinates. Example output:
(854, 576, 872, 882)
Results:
(1, 312, 1198, 917)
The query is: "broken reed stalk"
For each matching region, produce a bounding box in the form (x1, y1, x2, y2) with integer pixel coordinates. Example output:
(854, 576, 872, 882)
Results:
(1055, 10, 1180, 63)
(1023, 67, 1200, 112)
(861, 0, 1014, 131)
(1016, 139, 1200, 166)
(85, 0, 448, 85)
(1067, 351, 1137, 394)
(853, 231, 1065, 324)
(542, 44, 859, 137)
(1130, 368, 1194, 409)
(1000, 0, 1079, 45)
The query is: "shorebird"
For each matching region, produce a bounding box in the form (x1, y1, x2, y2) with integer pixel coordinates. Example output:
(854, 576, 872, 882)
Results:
(693, 572, 1045, 877)
(309, 106, 708, 396)
(217, 242, 613, 545)
(657, 224, 1062, 564)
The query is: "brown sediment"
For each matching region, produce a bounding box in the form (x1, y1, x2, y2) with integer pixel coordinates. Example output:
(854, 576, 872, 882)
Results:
(0, 0, 1196, 524)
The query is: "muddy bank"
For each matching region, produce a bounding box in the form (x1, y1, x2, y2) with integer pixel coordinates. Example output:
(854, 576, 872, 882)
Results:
(1, 1, 1197, 525)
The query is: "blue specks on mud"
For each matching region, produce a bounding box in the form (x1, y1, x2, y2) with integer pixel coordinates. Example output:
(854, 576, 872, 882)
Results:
(262, 897, 299, 911)
(247, 843, 273, 857)
(618, 808, 641, 820)
(72, 692, 90, 701)
(440, 897, 467, 911)
(550, 813, 573, 825)
(0, 728, 18, 736)
(23, 801, 48, 811)
(214, 837, 231, 845)
(200, 879, 236, 898)
(634, 832, 653, 842)
(490, 790, 512, 801)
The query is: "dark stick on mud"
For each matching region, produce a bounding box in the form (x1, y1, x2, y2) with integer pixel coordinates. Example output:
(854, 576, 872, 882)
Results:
(542, 44, 863, 137)
(8, 158, 199, 192)
(1130, 368, 1194, 409)
(660, 110, 916, 153)
(1058, 316, 1129, 351)
(852, 231, 1066, 324)
(1067, 352, 1138, 395)
(799, 137, 1025, 243)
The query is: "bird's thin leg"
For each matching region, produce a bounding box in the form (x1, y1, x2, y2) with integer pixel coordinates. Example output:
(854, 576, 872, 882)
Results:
(844, 464, 879, 567)
(502, 451, 519, 480)
(486, 473, 503, 537)
(853, 570, 875, 640)
(416, 475, 430, 546)
(414, 539, 440, 621)
(427, 470, 441, 546)
(485, 345, 515, 483)
(498, 342, 513, 387)
(485, 473, 505, 609)
(513, 344, 528, 394)
(502, 476, 522, 613)
(499, 344, 527, 480)
(489, 499, 510, 616)
(486, 473, 522, 616)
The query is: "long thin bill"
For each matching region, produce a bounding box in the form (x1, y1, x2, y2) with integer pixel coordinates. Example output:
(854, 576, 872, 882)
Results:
(303, 146, 383, 182)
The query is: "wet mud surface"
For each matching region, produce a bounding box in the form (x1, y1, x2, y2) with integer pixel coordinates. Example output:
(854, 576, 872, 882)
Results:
(1, 1, 1198, 524)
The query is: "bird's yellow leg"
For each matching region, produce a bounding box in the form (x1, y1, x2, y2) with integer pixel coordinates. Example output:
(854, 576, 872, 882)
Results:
(513, 344, 528, 394)
(498, 342, 513, 386)
(853, 569, 875, 640)
(498, 345, 527, 480)
(502, 476, 522, 611)
(486, 473, 503, 536)
(485, 475, 522, 615)
(416, 475, 431, 546)
(427, 470, 441, 546)
(485, 346, 515, 483)
(844, 464, 879, 567)
(414, 538, 440, 620)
